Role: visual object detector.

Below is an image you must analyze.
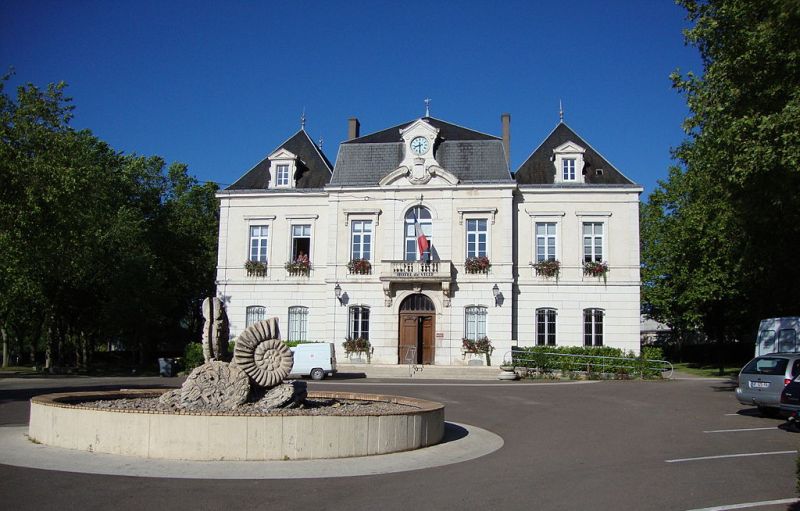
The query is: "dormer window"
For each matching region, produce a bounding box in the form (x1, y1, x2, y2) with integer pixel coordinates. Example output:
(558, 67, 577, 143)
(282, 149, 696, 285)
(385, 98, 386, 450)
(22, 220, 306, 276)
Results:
(276, 164, 290, 186)
(552, 141, 586, 184)
(267, 148, 298, 189)
(562, 158, 576, 181)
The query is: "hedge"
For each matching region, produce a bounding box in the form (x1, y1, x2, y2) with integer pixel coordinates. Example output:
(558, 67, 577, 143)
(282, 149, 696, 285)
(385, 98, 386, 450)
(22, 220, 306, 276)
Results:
(511, 345, 666, 378)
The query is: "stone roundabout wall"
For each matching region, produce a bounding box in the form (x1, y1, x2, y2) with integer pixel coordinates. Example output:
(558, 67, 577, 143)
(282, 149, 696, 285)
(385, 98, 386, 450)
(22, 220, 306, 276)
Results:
(28, 390, 445, 461)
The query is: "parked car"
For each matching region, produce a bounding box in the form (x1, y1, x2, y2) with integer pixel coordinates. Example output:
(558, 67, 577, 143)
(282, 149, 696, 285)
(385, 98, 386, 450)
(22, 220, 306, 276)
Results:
(289, 343, 337, 380)
(780, 374, 800, 419)
(735, 354, 800, 416)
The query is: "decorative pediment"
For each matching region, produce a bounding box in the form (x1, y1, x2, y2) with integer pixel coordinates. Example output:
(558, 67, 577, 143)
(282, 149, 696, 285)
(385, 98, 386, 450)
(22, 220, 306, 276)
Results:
(553, 140, 586, 184)
(378, 165, 459, 187)
(268, 148, 298, 161)
(553, 141, 586, 155)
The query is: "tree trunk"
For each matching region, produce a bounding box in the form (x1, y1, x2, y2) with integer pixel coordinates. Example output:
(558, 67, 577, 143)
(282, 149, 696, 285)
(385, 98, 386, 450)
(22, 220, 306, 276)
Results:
(1, 324, 8, 368)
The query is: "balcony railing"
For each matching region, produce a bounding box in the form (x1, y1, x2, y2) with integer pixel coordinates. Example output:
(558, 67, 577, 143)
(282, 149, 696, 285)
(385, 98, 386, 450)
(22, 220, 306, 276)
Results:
(379, 260, 452, 282)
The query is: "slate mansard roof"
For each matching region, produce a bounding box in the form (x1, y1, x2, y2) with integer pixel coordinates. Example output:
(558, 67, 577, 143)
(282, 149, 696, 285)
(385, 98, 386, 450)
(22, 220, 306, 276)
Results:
(514, 122, 636, 186)
(329, 117, 513, 186)
(226, 129, 333, 191)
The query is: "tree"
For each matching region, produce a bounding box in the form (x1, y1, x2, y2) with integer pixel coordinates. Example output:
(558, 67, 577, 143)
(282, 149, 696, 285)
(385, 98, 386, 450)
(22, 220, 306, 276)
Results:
(0, 74, 218, 369)
(642, 0, 800, 364)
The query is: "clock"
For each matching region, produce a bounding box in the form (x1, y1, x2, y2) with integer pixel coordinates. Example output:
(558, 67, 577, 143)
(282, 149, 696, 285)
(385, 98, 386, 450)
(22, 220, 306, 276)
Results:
(410, 136, 429, 155)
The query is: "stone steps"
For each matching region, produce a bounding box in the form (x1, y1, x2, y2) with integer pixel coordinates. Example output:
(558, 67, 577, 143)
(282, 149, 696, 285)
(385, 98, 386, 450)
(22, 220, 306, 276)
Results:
(335, 363, 501, 380)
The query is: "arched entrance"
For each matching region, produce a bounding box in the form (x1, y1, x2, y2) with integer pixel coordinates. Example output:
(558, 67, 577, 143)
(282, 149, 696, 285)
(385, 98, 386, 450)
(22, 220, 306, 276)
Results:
(399, 294, 436, 365)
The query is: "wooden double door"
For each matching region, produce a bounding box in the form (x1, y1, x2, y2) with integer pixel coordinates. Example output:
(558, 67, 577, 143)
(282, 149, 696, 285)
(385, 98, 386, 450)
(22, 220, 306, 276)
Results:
(398, 294, 436, 365)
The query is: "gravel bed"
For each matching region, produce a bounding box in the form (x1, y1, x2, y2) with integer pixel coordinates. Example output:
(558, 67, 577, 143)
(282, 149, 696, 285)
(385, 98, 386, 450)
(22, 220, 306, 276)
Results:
(78, 396, 419, 416)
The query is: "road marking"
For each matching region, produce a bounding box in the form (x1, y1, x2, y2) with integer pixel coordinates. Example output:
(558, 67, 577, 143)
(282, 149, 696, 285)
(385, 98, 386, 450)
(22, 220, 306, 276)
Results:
(316, 381, 600, 387)
(724, 413, 743, 416)
(685, 497, 798, 511)
(666, 450, 797, 463)
(703, 427, 778, 433)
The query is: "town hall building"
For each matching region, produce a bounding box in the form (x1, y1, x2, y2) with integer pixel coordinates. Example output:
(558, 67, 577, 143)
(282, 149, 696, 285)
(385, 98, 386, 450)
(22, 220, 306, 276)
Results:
(215, 113, 642, 365)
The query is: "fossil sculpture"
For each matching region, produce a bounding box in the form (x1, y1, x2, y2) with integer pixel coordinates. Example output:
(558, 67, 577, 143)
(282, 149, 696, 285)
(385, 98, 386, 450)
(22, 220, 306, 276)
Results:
(234, 318, 294, 387)
(180, 360, 250, 410)
(201, 297, 229, 362)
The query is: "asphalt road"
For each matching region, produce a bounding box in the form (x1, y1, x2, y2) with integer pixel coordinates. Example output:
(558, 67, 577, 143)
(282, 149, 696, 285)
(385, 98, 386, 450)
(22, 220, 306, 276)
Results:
(0, 374, 798, 511)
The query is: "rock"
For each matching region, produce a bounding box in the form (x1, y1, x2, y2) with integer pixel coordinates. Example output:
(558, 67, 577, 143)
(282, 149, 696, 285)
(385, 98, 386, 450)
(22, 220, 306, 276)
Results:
(201, 297, 229, 363)
(233, 318, 294, 388)
(180, 361, 250, 411)
(254, 381, 307, 410)
(158, 388, 181, 406)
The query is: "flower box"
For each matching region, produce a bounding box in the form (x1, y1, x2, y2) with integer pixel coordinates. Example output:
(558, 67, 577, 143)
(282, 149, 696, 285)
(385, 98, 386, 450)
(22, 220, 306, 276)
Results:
(533, 259, 560, 279)
(347, 258, 372, 275)
(462, 337, 494, 366)
(583, 261, 609, 282)
(285, 260, 311, 276)
(464, 256, 491, 274)
(342, 337, 372, 363)
(245, 260, 268, 277)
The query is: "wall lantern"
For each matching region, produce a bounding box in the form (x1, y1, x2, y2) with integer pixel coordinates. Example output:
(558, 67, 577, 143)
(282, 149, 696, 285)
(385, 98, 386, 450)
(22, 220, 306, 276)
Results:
(334, 283, 343, 304)
(492, 283, 501, 306)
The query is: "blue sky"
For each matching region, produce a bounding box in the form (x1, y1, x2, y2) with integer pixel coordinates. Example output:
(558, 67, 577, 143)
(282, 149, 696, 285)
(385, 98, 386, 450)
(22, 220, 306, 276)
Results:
(0, 0, 702, 197)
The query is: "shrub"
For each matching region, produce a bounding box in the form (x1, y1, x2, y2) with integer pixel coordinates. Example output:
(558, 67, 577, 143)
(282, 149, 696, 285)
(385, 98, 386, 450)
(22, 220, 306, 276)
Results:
(464, 256, 491, 274)
(512, 345, 666, 379)
(183, 342, 204, 372)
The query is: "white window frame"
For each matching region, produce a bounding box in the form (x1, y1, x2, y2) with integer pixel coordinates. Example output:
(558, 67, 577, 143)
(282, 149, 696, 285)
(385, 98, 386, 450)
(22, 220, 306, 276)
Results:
(351, 220, 373, 261)
(404, 206, 433, 261)
(562, 158, 576, 181)
(582, 222, 605, 263)
(290, 223, 312, 261)
(288, 306, 309, 341)
(583, 308, 604, 346)
(349, 306, 370, 340)
(465, 218, 488, 259)
(246, 305, 266, 327)
(535, 222, 557, 262)
(536, 308, 557, 346)
(464, 305, 488, 341)
(275, 164, 290, 187)
(249, 225, 269, 263)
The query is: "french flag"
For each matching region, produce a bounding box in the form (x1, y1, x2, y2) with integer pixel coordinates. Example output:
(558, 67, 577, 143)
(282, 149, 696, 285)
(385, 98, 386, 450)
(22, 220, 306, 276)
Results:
(414, 214, 429, 260)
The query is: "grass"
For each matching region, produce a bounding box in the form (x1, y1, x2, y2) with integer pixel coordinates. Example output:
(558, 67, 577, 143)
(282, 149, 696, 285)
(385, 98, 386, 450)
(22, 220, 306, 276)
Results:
(672, 362, 740, 378)
(0, 365, 38, 373)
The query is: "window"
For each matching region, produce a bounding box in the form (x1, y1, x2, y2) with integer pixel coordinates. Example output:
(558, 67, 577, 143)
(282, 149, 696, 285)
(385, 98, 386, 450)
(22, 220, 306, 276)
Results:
(404, 206, 432, 260)
(742, 357, 788, 375)
(778, 329, 797, 353)
(535, 222, 557, 262)
(288, 306, 308, 341)
(349, 306, 370, 340)
(466, 219, 488, 258)
(351, 220, 372, 260)
(465, 306, 488, 340)
(563, 158, 576, 181)
(246, 306, 266, 327)
(536, 308, 557, 346)
(249, 226, 269, 262)
(291, 224, 311, 261)
(276, 164, 290, 186)
(583, 222, 604, 262)
(583, 308, 604, 346)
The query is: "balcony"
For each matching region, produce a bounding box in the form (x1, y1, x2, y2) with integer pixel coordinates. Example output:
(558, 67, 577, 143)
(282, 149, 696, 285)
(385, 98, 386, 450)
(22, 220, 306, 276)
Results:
(379, 260, 453, 283)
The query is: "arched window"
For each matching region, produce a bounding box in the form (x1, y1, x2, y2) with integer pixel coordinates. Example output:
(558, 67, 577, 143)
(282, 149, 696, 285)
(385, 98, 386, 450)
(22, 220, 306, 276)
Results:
(245, 306, 266, 327)
(404, 206, 432, 261)
(288, 306, 308, 341)
(464, 306, 488, 341)
(583, 308, 604, 346)
(536, 308, 557, 346)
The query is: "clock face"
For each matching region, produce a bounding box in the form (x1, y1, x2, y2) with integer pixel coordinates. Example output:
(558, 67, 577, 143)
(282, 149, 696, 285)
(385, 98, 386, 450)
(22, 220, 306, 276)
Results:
(410, 136, 429, 155)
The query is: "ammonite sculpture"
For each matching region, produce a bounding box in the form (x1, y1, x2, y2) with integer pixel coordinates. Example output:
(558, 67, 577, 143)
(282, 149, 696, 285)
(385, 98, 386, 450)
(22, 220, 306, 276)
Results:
(234, 318, 294, 387)
(180, 360, 250, 410)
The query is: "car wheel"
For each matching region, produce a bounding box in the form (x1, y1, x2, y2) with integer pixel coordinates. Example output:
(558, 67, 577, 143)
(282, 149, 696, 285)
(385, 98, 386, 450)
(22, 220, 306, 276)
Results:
(310, 368, 325, 381)
(757, 406, 779, 417)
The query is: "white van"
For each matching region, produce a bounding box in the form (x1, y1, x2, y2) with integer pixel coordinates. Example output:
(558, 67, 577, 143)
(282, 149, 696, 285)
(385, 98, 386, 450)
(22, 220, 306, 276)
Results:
(289, 343, 337, 380)
(755, 317, 800, 356)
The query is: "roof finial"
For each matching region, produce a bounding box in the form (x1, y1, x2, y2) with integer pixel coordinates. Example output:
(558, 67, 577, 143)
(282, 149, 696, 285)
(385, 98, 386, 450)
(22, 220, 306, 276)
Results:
(301, 107, 306, 129)
(559, 100, 564, 123)
(424, 98, 431, 117)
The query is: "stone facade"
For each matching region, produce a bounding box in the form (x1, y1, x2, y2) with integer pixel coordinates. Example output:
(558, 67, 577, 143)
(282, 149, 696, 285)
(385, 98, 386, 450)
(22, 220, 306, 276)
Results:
(215, 116, 643, 365)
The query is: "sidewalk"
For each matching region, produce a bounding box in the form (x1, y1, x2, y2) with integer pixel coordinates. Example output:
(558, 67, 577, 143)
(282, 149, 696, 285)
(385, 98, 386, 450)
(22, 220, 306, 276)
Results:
(335, 363, 502, 380)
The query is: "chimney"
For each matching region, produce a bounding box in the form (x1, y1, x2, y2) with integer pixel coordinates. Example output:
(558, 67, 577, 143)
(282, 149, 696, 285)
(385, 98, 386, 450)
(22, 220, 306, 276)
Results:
(348, 118, 360, 140)
(501, 113, 511, 165)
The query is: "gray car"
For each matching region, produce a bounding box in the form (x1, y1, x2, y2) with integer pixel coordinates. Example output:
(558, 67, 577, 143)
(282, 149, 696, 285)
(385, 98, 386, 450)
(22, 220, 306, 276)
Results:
(735, 354, 800, 416)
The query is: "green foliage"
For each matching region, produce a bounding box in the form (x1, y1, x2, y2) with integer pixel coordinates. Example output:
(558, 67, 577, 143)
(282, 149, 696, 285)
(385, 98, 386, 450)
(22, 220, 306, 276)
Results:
(512, 346, 666, 378)
(0, 74, 219, 369)
(183, 343, 204, 372)
(642, 1, 800, 352)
